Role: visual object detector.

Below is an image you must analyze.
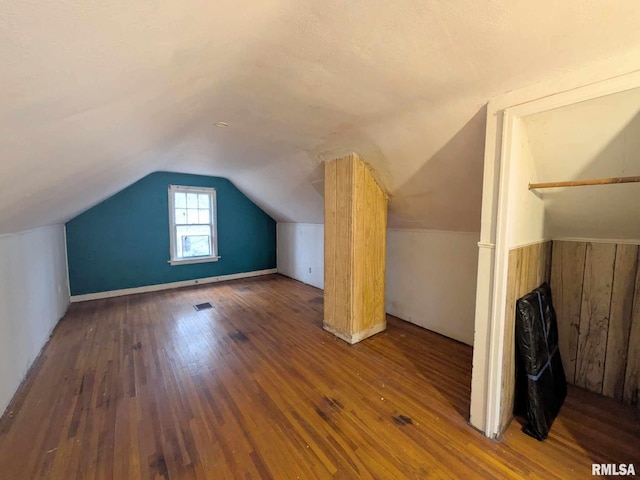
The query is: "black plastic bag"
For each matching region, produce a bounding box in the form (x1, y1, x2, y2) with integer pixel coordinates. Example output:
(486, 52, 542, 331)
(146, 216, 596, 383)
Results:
(514, 282, 567, 440)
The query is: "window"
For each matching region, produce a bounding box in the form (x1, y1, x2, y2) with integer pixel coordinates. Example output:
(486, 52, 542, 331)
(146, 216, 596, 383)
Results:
(168, 185, 219, 265)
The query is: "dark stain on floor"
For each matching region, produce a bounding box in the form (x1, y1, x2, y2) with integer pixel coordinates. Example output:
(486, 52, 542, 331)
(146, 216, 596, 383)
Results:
(315, 407, 330, 422)
(392, 414, 413, 426)
(149, 454, 169, 480)
(229, 331, 249, 343)
(324, 396, 344, 410)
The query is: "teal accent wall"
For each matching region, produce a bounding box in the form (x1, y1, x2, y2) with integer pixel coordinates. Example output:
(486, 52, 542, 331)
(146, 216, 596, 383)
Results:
(66, 171, 276, 296)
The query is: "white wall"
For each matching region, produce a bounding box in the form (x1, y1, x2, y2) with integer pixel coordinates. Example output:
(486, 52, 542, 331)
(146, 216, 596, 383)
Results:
(524, 87, 640, 241)
(0, 225, 69, 415)
(508, 120, 548, 248)
(385, 229, 479, 345)
(277, 223, 479, 345)
(277, 223, 324, 289)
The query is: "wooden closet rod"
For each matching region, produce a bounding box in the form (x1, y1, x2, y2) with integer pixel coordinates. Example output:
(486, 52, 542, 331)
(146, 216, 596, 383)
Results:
(529, 176, 640, 190)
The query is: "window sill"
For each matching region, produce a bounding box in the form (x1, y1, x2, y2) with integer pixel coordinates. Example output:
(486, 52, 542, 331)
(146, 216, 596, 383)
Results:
(168, 256, 220, 266)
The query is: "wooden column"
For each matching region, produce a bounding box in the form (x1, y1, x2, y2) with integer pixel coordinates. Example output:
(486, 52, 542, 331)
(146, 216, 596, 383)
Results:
(324, 153, 388, 344)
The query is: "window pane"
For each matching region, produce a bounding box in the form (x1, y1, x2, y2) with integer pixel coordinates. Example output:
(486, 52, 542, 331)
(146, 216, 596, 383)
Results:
(187, 193, 198, 209)
(175, 209, 187, 224)
(198, 194, 210, 209)
(176, 225, 211, 258)
(187, 209, 199, 224)
(198, 209, 210, 224)
(174, 192, 186, 208)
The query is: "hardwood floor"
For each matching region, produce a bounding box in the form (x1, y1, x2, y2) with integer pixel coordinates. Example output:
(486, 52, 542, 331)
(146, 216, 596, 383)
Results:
(0, 274, 638, 479)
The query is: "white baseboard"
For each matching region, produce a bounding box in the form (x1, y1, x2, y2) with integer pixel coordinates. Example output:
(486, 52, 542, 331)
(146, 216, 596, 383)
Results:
(508, 239, 552, 249)
(552, 236, 640, 245)
(323, 322, 386, 344)
(70, 268, 278, 302)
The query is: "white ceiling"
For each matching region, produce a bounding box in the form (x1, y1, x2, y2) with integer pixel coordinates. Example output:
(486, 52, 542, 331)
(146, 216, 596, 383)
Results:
(3, 1, 640, 234)
(525, 87, 640, 240)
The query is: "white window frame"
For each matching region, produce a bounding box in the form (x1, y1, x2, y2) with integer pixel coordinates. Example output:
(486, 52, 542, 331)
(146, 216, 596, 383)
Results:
(168, 185, 220, 265)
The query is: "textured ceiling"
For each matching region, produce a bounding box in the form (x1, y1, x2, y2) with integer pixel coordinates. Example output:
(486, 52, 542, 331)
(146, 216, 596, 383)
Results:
(525, 87, 640, 240)
(2, 1, 640, 234)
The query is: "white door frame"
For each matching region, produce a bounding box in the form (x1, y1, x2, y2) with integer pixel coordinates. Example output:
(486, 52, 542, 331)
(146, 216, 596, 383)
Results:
(470, 69, 640, 438)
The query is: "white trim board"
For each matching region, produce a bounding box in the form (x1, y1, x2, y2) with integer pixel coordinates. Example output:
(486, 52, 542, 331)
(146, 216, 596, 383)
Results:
(552, 237, 640, 246)
(509, 239, 552, 250)
(509, 238, 639, 249)
(483, 109, 518, 439)
(63, 225, 71, 299)
(70, 268, 277, 302)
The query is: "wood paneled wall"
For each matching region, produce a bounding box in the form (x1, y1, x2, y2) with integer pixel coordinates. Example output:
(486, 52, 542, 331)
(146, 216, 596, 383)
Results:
(499, 241, 553, 434)
(324, 154, 388, 344)
(551, 241, 640, 406)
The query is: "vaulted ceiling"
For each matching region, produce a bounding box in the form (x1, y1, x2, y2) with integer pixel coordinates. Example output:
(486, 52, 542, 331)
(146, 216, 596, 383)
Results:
(2, 1, 640, 234)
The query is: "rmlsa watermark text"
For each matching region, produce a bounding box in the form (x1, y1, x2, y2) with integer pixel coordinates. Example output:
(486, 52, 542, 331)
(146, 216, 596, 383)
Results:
(592, 464, 636, 476)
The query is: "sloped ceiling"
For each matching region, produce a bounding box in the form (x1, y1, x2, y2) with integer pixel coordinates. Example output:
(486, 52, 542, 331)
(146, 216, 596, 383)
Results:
(2, 1, 640, 234)
(525, 87, 640, 240)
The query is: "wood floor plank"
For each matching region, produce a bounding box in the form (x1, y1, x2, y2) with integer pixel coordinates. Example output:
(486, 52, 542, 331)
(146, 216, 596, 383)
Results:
(0, 274, 638, 479)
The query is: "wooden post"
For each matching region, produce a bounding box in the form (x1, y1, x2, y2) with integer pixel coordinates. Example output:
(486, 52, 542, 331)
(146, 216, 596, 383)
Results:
(324, 153, 388, 344)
